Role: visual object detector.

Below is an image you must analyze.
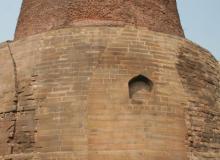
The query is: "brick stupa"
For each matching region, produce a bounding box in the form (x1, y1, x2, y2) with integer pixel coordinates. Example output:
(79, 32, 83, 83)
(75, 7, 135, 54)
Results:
(0, 0, 219, 160)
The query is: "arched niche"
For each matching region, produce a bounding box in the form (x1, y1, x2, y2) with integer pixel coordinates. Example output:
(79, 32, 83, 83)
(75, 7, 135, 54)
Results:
(128, 75, 153, 101)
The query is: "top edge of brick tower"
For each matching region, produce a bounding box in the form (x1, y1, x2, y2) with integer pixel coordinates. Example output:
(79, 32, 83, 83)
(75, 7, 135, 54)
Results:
(14, 0, 184, 40)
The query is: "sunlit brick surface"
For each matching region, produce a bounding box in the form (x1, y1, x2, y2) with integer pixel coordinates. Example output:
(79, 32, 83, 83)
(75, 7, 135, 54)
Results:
(15, 0, 184, 39)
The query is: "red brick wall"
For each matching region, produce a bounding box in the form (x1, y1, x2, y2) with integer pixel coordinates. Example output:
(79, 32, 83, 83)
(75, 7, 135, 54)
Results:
(15, 0, 184, 39)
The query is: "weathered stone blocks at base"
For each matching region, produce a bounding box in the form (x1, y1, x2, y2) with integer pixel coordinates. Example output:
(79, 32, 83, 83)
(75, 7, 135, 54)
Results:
(0, 26, 219, 160)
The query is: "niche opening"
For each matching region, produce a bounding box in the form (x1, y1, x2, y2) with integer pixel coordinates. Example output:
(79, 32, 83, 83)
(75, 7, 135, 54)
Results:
(128, 75, 153, 99)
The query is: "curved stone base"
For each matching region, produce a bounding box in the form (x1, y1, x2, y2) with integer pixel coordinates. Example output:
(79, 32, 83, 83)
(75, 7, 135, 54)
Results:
(0, 26, 219, 160)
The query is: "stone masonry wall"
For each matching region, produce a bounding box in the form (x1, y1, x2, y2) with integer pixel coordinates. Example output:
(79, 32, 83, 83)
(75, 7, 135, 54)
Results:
(15, 0, 184, 39)
(0, 42, 16, 155)
(0, 27, 219, 160)
(177, 44, 220, 159)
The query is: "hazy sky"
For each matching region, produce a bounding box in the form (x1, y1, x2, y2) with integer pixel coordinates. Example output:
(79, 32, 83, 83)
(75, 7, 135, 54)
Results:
(0, 0, 220, 59)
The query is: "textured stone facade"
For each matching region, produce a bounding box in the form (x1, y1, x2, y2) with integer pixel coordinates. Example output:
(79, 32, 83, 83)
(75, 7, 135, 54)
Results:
(0, 27, 219, 160)
(1, 0, 220, 159)
(15, 0, 184, 39)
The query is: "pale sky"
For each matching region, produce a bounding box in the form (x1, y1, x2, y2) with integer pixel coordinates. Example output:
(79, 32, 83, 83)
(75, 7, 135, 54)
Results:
(0, 0, 220, 59)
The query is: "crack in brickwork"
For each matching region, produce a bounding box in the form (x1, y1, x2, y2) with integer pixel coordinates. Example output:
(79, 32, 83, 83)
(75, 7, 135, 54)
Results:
(2, 42, 38, 157)
(6, 41, 19, 155)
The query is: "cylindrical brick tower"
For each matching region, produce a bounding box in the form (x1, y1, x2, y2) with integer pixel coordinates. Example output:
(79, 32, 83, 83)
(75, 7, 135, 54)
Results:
(15, 0, 184, 39)
(0, 0, 219, 160)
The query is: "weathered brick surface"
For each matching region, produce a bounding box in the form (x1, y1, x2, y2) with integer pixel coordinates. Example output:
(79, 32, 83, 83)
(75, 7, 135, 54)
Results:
(0, 27, 219, 159)
(15, 0, 184, 39)
(0, 43, 16, 155)
(177, 46, 220, 159)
